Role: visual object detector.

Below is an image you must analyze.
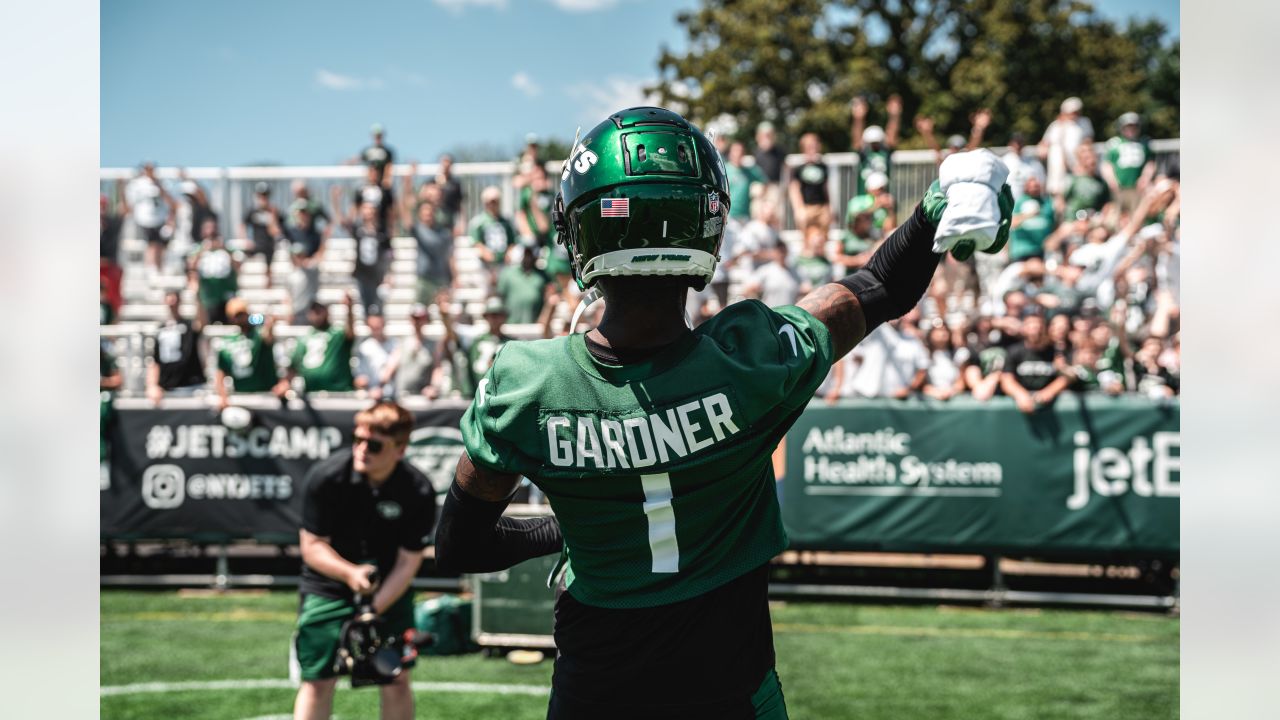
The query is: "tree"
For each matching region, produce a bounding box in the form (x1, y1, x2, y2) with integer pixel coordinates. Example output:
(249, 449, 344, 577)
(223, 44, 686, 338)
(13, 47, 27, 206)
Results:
(650, 0, 1179, 151)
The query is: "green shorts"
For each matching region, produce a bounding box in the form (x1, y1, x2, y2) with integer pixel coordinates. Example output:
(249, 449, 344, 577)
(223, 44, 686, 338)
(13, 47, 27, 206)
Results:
(290, 593, 416, 682)
(415, 278, 447, 305)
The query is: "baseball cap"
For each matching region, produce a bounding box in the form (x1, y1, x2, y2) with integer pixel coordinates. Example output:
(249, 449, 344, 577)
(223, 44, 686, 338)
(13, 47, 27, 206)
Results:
(946, 134, 966, 149)
(483, 297, 507, 316)
(864, 171, 888, 191)
(862, 125, 886, 144)
(525, 132, 540, 145)
(756, 121, 775, 134)
(370, 123, 384, 135)
(1061, 97, 1084, 114)
(254, 181, 271, 196)
(848, 194, 875, 217)
(289, 199, 312, 215)
(225, 297, 249, 317)
(181, 180, 199, 196)
(1118, 111, 1141, 127)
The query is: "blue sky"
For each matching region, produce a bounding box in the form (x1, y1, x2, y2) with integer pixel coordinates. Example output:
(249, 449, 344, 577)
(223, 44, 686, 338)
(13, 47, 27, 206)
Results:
(101, 0, 1179, 168)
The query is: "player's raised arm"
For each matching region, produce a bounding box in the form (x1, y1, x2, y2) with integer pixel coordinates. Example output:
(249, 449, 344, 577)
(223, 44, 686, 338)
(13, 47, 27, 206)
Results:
(798, 150, 1013, 360)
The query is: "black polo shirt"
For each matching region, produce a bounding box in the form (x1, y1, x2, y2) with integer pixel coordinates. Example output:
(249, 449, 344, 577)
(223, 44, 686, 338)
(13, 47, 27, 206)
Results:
(299, 448, 437, 600)
(153, 319, 206, 390)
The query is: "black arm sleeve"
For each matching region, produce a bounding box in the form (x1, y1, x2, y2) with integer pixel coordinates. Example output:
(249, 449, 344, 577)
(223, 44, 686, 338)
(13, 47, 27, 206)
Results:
(837, 202, 941, 333)
(434, 481, 564, 574)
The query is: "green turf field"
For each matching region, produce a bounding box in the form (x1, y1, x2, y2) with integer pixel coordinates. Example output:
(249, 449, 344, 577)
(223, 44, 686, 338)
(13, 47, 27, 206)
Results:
(101, 589, 1178, 719)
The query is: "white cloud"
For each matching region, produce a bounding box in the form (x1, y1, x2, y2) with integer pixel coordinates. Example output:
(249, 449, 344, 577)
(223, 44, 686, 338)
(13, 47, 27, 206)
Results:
(565, 75, 660, 126)
(511, 71, 542, 98)
(546, 0, 620, 11)
(314, 70, 384, 91)
(435, 0, 508, 12)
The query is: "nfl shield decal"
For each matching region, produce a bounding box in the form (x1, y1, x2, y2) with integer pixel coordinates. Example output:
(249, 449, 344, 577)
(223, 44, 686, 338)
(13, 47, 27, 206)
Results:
(708, 192, 719, 214)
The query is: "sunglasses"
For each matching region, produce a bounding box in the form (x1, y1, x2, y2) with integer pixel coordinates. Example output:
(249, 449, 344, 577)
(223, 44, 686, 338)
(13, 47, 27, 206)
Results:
(352, 434, 389, 454)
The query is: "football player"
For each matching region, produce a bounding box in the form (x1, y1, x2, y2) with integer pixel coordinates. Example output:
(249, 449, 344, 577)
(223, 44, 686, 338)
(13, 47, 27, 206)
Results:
(436, 107, 1012, 719)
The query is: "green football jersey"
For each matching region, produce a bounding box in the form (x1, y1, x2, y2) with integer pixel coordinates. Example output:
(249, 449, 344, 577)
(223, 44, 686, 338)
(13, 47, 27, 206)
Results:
(290, 327, 354, 392)
(216, 328, 278, 392)
(1064, 174, 1111, 219)
(1105, 136, 1151, 189)
(462, 300, 834, 609)
(857, 148, 892, 194)
(794, 254, 833, 289)
(192, 247, 238, 312)
(466, 332, 509, 389)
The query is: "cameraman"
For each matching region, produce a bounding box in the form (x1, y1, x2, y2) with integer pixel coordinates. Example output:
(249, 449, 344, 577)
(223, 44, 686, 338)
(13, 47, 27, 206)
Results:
(291, 401, 436, 720)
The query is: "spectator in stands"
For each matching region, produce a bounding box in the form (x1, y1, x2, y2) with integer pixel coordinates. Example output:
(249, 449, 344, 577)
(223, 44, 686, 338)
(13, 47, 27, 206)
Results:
(1008, 174, 1056, 262)
(955, 315, 1005, 401)
(435, 153, 465, 235)
(1102, 112, 1157, 215)
(99, 280, 115, 325)
(355, 123, 395, 188)
(834, 199, 877, 273)
(214, 298, 279, 410)
(240, 182, 284, 287)
(468, 186, 517, 273)
(187, 218, 240, 325)
(173, 173, 218, 263)
(514, 133, 543, 190)
(439, 296, 510, 398)
(146, 290, 207, 404)
(831, 311, 929, 400)
(394, 303, 444, 400)
(1065, 340, 1105, 394)
(752, 121, 786, 187)
(351, 164, 395, 235)
(794, 227, 834, 295)
(850, 95, 901, 194)
(401, 197, 454, 306)
(743, 242, 801, 308)
(291, 180, 331, 227)
(100, 189, 126, 317)
(123, 162, 176, 274)
(737, 194, 781, 267)
(1038, 96, 1094, 195)
(916, 109, 991, 166)
(341, 199, 393, 317)
(516, 163, 555, 251)
(1002, 132, 1046, 201)
(355, 312, 399, 401)
(1058, 144, 1114, 223)
(1000, 312, 1072, 414)
(921, 322, 965, 401)
(280, 198, 329, 324)
(1132, 334, 1178, 399)
(100, 344, 123, 392)
(725, 141, 766, 233)
(845, 170, 896, 241)
(789, 133, 832, 241)
(497, 245, 551, 325)
(282, 294, 357, 395)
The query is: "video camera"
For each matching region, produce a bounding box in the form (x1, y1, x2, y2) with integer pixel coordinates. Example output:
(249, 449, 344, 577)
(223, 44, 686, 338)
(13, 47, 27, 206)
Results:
(333, 570, 434, 688)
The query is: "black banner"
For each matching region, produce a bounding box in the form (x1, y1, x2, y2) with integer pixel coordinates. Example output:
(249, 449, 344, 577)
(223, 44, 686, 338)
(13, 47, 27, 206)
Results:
(102, 402, 466, 541)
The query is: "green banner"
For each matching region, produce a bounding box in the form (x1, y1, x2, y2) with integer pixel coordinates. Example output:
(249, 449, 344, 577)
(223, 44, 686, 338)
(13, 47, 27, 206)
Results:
(782, 396, 1179, 557)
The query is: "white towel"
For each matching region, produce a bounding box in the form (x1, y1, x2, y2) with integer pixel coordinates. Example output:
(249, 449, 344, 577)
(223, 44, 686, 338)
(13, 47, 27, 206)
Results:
(932, 149, 1010, 255)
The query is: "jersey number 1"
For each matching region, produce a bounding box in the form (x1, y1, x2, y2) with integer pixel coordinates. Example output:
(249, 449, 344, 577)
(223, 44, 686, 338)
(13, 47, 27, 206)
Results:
(641, 473, 679, 573)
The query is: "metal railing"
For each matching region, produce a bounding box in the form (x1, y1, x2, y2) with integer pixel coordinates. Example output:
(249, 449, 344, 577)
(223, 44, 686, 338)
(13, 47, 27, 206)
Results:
(99, 139, 1179, 241)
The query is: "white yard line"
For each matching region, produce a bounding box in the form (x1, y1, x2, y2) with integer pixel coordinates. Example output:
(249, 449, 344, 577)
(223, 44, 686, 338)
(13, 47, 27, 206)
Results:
(101, 678, 549, 697)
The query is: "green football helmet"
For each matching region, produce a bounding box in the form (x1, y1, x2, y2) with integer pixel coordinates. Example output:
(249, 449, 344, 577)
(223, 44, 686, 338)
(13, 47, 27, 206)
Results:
(553, 107, 730, 291)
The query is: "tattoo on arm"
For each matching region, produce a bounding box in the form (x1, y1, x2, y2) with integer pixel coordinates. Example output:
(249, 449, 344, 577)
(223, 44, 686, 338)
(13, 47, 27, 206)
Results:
(797, 282, 868, 359)
(456, 452, 522, 502)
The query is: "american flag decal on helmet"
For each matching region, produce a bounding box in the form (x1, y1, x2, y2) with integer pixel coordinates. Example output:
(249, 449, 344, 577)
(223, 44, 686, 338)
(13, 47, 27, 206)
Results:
(600, 198, 630, 217)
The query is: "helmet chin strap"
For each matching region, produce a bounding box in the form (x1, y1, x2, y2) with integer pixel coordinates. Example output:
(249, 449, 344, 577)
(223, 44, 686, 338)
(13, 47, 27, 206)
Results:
(569, 287, 601, 334)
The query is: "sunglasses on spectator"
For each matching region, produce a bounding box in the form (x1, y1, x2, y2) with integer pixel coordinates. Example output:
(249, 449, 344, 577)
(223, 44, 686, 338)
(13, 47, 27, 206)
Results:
(353, 434, 390, 454)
